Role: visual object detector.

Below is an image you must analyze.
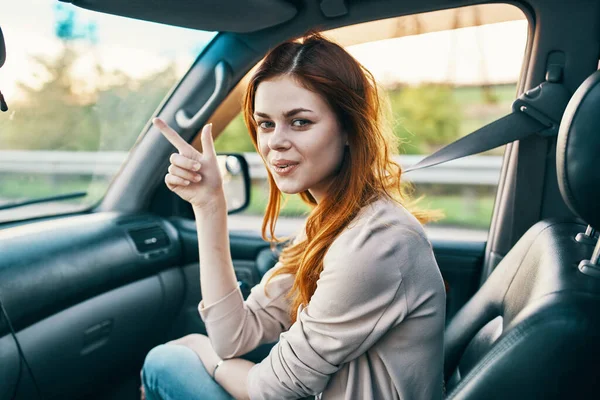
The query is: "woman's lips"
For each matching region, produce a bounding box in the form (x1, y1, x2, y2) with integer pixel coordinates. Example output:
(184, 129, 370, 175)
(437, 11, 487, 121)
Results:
(272, 163, 299, 176)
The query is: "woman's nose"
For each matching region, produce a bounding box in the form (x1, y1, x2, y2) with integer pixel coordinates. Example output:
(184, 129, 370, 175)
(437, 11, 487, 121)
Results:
(268, 126, 292, 150)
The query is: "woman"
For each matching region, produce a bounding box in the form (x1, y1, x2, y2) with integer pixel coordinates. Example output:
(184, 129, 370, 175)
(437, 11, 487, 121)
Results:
(142, 33, 446, 400)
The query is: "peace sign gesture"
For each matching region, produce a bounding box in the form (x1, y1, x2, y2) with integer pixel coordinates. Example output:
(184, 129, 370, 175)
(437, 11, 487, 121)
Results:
(153, 118, 224, 209)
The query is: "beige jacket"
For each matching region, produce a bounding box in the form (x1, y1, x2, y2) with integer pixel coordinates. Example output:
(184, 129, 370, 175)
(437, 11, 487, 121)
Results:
(199, 197, 446, 400)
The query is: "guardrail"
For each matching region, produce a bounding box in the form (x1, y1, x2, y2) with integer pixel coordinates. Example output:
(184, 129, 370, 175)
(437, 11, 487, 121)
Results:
(0, 151, 503, 185)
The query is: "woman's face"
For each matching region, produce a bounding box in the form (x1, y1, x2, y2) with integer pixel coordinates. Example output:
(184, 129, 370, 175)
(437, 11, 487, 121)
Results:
(254, 75, 348, 203)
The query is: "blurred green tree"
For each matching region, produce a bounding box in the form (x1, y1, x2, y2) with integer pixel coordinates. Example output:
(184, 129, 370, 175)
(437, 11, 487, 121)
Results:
(387, 84, 462, 154)
(0, 48, 178, 151)
(0, 47, 101, 151)
(215, 114, 256, 153)
(93, 65, 179, 151)
(0, 4, 179, 152)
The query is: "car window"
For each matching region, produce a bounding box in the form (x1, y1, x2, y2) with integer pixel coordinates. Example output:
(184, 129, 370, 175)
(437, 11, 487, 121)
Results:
(218, 3, 528, 241)
(0, 0, 216, 223)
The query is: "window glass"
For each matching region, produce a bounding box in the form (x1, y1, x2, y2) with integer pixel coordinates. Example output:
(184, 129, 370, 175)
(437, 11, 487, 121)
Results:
(217, 4, 528, 240)
(0, 0, 216, 223)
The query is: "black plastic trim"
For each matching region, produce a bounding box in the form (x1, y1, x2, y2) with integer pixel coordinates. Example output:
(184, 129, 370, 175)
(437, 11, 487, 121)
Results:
(0, 213, 182, 336)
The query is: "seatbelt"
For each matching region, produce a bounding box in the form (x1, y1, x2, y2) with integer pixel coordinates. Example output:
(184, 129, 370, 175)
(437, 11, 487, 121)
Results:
(404, 71, 572, 173)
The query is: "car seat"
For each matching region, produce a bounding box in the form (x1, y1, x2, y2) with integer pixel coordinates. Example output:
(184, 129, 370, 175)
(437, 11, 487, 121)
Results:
(443, 70, 600, 399)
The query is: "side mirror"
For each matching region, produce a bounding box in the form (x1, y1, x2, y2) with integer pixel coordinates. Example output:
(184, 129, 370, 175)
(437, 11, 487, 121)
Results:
(217, 153, 251, 214)
(0, 26, 7, 112)
(0, 26, 5, 69)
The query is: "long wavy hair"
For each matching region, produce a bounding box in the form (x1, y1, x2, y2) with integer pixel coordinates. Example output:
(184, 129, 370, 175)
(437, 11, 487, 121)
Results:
(243, 33, 439, 322)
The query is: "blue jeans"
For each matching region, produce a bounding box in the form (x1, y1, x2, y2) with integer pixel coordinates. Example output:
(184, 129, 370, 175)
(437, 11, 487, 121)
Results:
(142, 344, 234, 400)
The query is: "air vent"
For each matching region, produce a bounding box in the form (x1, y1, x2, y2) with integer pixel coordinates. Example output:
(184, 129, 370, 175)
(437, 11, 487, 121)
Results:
(128, 225, 170, 253)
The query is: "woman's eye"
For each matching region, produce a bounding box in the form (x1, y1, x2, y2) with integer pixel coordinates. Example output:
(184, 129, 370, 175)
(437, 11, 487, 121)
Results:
(292, 119, 311, 127)
(258, 121, 274, 130)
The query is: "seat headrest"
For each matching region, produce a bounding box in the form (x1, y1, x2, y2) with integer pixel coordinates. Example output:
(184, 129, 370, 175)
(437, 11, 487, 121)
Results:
(557, 70, 600, 229)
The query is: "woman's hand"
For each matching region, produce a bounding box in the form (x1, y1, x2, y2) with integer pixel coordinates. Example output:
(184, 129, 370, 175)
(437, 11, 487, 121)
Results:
(153, 118, 224, 209)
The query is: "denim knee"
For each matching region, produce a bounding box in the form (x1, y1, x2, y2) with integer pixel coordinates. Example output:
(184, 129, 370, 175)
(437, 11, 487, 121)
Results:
(143, 344, 206, 387)
(143, 344, 179, 386)
(142, 344, 232, 400)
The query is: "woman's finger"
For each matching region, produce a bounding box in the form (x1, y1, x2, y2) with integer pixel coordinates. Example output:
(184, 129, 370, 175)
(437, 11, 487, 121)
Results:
(165, 174, 190, 188)
(169, 153, 201, 172)
(168, 164, 202, 183)
(154, 118, 200, 159)
(200, 123, 216, 157)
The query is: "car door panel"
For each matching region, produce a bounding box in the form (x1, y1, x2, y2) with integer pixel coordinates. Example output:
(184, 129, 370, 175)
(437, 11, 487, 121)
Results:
(166, 218, 276, 339)
(431, 239, 485, 322)
(173, 217, 274, 287)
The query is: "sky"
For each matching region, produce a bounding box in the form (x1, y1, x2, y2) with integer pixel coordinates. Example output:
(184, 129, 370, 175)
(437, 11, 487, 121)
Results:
(348, 19, 527, 86)
(0, 0, 528, 101)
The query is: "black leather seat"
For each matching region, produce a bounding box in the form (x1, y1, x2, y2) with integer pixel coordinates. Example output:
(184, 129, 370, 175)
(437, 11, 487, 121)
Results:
(443, 71, 600, 399)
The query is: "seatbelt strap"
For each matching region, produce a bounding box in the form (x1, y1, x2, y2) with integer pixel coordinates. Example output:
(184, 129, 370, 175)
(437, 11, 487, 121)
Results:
(404, 73, 572, 173)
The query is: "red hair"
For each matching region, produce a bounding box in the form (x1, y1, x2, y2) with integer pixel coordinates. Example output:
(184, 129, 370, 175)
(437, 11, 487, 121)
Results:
(243, 33, 439, 322)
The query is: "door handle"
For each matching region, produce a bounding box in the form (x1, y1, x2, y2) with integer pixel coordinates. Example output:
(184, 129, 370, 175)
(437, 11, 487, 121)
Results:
(175, 60, 232, 130)
(81, 319, 113, 355)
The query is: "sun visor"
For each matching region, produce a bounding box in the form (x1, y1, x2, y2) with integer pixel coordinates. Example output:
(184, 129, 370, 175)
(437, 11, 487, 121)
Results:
(62, 0, 298, 33)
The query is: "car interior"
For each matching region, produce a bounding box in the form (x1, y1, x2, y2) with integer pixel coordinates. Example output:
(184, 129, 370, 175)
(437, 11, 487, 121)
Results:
(1, 0, 600, 399)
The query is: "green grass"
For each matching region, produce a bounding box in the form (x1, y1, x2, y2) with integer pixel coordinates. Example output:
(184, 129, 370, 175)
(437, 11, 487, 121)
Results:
(451, 84, 517, 105)
(419, 195, 495, 229)
(0, 174, 109, 206)
(246, 186, 312, 217)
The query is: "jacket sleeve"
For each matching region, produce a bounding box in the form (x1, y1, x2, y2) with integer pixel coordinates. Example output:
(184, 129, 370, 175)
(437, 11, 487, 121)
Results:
(246, 227, 421, 399)
(198, 263, 294, 359)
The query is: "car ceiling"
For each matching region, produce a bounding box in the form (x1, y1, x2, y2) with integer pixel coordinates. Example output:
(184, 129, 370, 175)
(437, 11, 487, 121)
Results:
(60, 0, 299, 32)
(62, 0, 526, 35)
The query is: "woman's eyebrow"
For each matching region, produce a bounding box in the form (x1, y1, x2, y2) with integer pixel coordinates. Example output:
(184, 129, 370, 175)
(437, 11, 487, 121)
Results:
(284, 108, 314, 117)
(254, 108, 314, 119)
